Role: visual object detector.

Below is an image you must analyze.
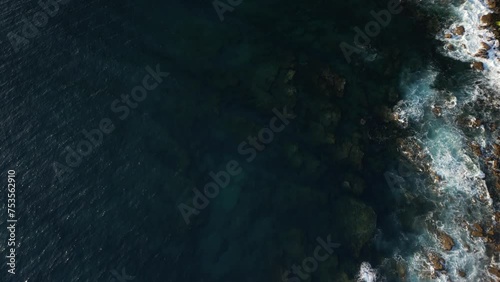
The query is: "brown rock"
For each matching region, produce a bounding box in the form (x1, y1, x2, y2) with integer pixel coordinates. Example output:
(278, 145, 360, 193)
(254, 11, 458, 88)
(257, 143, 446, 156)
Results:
(481, 42, 491, 50)
(455, 26, 465, 35)
(447, 44, 455, 51)
(495, 244, 500, 252)
(486, 0, 496, 9)
(458, 270, 466, 277)
(428, 253, 445, 271)
(489, 267, 500, 278)
(475, 49, 489, 59)
(472, 61, 485, 71)
(432, 105, 442, 117)
(444, 33, 452, 39)
(470, 142, 482, 156)
(471, 223, 484, 237)
(481, 14, 495, 26)
(493, 142, 500, 156)
(487, 228, 495, 236)
(471, 230, 482, 237)
(438, 232, 455, 251)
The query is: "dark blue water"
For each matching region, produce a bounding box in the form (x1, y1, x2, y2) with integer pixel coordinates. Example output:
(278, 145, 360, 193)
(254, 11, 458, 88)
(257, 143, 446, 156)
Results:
(2, 0, 491, 281)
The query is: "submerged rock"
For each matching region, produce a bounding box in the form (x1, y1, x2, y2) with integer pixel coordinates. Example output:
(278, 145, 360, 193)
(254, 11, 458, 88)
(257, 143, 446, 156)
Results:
(317, 254, 339, 281)
(349, 145, 365, 168)
(280, 228, 305, 260)
(312, 65, 346, 97)
(342, 174, 365, 196)
(334, 197, 377, 257)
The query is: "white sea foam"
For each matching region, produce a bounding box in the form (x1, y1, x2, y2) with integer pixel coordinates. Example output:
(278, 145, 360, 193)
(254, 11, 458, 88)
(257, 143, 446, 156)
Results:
(356, 262, 379, 282)
(438, 0, 500, 88)
(390, 68, 493, 281)
(365, 2, 500, 280)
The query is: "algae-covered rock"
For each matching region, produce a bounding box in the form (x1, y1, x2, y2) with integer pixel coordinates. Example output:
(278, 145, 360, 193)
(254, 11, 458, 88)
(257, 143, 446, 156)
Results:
(333, 197, 377, 257)
(280, 228, 305, 260)
(332, 271, 352, 282)
(302, 152, 321, 175)
(308, 122, 327, 145)
(283, 143, 304, 168)
(348, 145, 364, 168)
(333, 141, 353, 161)
(342, 174, 365, 196)
(316, 254, 339, 281)
(320, 108, 341, 128)
(325, 133, 336, 145)
(290, 153, 304, 168)
(251, 61, 283, 88)
(332, 139, 364, 168)
(284, 143, 299, 157)
(314, 65, 346, 97)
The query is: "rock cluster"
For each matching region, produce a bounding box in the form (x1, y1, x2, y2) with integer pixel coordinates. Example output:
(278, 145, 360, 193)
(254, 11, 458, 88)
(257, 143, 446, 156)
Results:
(428, 252, 445, 276)
(441, 0, 500, 71)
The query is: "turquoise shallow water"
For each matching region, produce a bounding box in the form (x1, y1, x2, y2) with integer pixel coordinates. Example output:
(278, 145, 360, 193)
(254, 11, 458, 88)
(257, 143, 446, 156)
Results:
(0, 0, 498, 281)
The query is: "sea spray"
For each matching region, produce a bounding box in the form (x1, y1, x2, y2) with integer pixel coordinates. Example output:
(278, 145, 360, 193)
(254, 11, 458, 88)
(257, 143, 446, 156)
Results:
(390, 66, 493, 280)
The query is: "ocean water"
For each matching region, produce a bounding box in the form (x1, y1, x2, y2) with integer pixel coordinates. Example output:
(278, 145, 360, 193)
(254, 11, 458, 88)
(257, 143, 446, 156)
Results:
(0, 0, 498, 281)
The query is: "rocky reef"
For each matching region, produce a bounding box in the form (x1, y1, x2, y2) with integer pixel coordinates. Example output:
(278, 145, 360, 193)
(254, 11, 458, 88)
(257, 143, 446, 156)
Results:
(125, 0, 441, 280)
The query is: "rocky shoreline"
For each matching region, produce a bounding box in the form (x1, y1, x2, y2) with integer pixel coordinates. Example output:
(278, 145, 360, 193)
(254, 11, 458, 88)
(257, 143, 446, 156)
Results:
(478, 0, 500, 70)
(155, 0, 500, 280)
(441, 0, 500, 71)
(431, 1, 500, 278)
